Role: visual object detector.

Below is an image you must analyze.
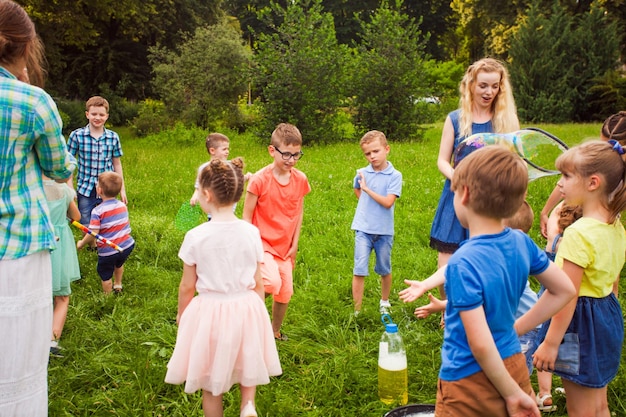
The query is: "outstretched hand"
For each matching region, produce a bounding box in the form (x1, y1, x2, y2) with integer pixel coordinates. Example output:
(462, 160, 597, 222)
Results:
(399, 279, 428, 303)
(414, 293, 446, 318)
(505, 391, 541, 417)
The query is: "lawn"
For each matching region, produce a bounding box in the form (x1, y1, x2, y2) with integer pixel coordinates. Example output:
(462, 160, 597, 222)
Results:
(48, 121, 626, 416)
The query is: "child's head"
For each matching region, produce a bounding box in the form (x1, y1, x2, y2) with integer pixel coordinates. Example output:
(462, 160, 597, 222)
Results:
(557, 204, 582, 233)
(86, 96, 110, 113)
(271, 123, 302, 148)
(205, 133, 230, 161)
(97, 171, 123, 198)
(503, 200, 534, 233)
(198, 157, 245, 205)
(556, 140, 626, 222)
(0, 0, 46, 86)
(452, 145, 528, 220)
(458, 57, 517, 138)
(601, 111, 626, 145)
(359, 130, 390, 170)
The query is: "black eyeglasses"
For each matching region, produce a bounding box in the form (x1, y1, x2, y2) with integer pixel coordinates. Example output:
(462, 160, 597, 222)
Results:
(273, 146, 304, 161)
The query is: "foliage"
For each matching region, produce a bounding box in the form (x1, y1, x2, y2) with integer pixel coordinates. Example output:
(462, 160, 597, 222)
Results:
(510, 2, 619, 123)
(131, 99, 172, 137)
(587, 70, 626, 120)
(48, 122, 626, 417)
(150, 20, 251, 129)
(251, 0, 351, 144)
(55, 99, 87, 133)
(350, 0, 430, 141)
(20, 0, 223, 99)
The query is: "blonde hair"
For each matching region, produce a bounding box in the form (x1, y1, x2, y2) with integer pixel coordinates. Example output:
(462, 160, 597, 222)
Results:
(0, 0, 46, 86)
(271, 123, 302, 147)
(86, 96, 110, 113)
(458, 58, 518, 138)
(360, 130, 388, 147)
(504, 200, 534, 233)
(205, 132, 229, 154)
(556, 140, 626, 223)
(98, 171, 123, 198)
(452, 146, 528, 219)
(199, 157, 245, 205)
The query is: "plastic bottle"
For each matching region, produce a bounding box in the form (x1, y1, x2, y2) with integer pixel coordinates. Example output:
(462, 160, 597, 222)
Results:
(378, 314, 408, 405)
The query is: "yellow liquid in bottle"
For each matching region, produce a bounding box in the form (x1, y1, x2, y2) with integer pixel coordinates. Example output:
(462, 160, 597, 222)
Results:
(378, 358, 408, 405)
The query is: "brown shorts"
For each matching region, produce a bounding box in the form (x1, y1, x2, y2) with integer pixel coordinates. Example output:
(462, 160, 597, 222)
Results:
(435, 353, 532, 417)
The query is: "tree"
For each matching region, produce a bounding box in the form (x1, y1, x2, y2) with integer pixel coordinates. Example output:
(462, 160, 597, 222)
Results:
(252, 0, 350, 143)
(350, 0, 430, 140)
(19, 0, 223, 99)
(510, 2, 619, 122)
(150, 20, 251, 128)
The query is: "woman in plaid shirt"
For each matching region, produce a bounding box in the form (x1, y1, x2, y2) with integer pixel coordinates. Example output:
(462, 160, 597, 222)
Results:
(0, 1, 76, 415)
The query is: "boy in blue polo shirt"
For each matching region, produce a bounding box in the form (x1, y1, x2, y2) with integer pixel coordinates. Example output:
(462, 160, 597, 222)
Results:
(351, 130, 402, 316)
(68, 96, 127, 227)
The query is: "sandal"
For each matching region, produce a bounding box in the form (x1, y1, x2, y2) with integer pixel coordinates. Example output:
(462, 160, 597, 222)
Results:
(536, 393, 557, 413)
(113, 285, 123, 294)
(274, 332, 288, 341)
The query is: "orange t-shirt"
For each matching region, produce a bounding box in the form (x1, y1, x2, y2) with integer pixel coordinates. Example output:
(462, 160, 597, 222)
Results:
(247, 165, 311, 260)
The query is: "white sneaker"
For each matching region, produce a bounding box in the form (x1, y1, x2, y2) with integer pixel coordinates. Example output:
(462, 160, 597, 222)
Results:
(241, 401, 258, 417)
(379, 300, 391, 314)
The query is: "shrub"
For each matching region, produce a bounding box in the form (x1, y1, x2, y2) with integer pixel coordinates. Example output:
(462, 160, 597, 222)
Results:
(131, 99, 172, 137)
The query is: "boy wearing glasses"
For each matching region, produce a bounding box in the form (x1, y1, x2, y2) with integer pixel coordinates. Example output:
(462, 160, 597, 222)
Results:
(351, 130, 402, 316)
(243, 123, 311, 341)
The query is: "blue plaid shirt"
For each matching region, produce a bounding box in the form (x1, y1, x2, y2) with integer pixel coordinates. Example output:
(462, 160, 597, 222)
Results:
(0, 66, 76, 259)
(67, 125, 123, 196)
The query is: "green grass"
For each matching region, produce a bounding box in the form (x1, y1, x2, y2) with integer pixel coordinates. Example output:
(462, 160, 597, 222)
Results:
(49, 121, 626, 416)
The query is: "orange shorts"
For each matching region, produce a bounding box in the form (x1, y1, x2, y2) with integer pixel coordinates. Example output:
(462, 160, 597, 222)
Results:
(435, 353, 532, 417)
(261, 252, 293, 303)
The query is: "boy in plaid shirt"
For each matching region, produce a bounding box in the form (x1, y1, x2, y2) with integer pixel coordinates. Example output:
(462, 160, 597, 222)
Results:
(68, 96, 127, 227)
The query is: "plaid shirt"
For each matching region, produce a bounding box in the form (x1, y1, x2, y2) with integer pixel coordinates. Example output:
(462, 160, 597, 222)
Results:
(67, 125, 123, 196)
(0, 66, 76, 259)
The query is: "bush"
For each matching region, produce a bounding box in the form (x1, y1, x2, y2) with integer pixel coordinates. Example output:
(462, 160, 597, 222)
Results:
(55, 99, 86, 133)
(131, 99, 172, 137)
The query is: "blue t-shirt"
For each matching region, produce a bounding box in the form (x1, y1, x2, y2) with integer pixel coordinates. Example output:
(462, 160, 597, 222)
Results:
(351, 161, 402, 235)
(440, 228, 549, 381)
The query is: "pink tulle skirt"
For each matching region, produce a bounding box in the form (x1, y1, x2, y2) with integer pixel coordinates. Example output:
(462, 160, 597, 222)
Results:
(165, 290, 282, 394)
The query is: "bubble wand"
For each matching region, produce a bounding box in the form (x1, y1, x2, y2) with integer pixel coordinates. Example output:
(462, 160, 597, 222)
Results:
(69, 219, 123, 252)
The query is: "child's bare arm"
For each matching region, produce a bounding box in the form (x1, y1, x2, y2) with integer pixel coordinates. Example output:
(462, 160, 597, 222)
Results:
(112, 157, 127, 205)
(177, 263, 197, 324)
(414, 294, 447, 318)
(540, 186, 562, 238)
(253, 262, 264, 299)
(399, 265, 446, 303)
(524, 261, 578, 373)
(189, 189, 200, 206)
(287, 203, 304, 260)
(242, 191, 258, 223)
(462, 308, 540, 416)
(67, 200, 80, 222)
(76, 233, 96, 250)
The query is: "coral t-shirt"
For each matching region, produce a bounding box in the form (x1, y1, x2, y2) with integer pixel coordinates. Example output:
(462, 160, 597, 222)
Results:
(247, 165, 311, 260)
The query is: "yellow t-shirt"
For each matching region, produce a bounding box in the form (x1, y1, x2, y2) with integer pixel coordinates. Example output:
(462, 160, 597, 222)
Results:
(556, 217, 626, 297)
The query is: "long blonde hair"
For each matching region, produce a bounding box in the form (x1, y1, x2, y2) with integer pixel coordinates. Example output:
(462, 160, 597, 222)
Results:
(458, 58, 518, 138)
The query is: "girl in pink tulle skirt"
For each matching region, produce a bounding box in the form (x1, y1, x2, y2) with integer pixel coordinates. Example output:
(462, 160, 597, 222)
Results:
(165, 157, 281, 417)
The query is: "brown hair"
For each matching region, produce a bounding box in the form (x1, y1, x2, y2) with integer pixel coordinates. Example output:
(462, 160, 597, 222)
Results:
(0, 0, 46, 87)
(360, 130, 388, 147)
(557, 204, 582, 233)
(199, 157, 245, 205)
(452, 145, 528, 219)
(601, 111, 626, 145)
(504, 200, 534, 233)
(205, 132, 230, 154)
(556, 140, 626, 223)
(271, 123, 302, 147)
(98, 171, 123, 198)
(86, 96, 110, 113)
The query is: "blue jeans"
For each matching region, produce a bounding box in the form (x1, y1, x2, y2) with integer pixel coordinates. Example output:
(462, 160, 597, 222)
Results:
(353, 231, 393, 276)
(77, 188, 101, 225)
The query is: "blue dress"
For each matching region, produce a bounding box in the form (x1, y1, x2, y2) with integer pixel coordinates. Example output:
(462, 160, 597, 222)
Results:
(429, 110, 493, 253)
